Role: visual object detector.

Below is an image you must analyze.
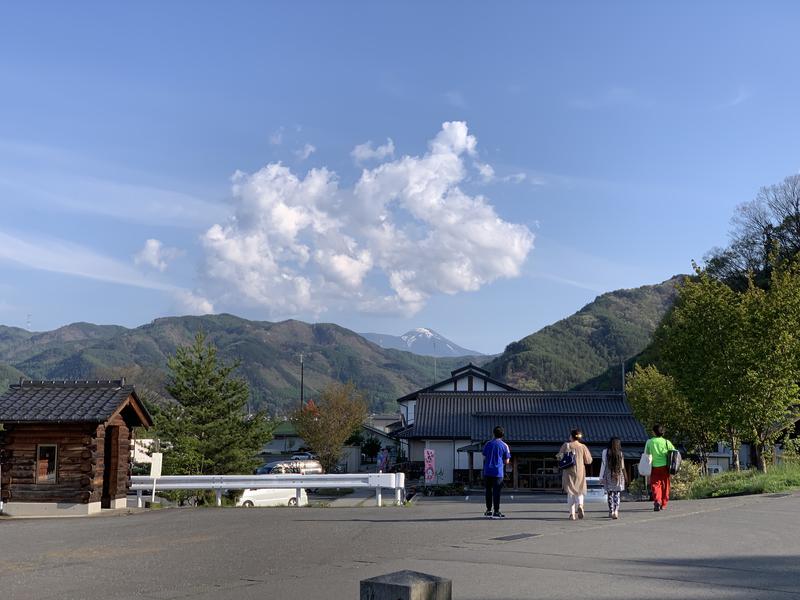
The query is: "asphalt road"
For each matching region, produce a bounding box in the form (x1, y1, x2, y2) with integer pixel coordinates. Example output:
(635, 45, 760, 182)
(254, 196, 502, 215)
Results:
(1, 492, 799, 600)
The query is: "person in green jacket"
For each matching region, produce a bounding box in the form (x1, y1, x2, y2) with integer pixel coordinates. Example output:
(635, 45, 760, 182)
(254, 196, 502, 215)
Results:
(644, 424, 676, 512)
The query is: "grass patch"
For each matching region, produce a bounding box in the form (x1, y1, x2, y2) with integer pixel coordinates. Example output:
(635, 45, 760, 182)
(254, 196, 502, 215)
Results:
(689, 462, 800, 499)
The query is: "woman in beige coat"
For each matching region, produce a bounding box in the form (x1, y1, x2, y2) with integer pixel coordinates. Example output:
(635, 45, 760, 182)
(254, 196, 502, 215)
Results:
(558, 429, 593, 520)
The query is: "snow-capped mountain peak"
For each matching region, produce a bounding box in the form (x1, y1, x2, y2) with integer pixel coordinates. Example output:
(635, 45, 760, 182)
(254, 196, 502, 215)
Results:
(361, 327, 483, 357)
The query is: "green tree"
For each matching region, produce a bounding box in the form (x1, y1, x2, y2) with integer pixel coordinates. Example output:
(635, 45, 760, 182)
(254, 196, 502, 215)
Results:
(362, 436, 382, 461)
(153, 333, 273, 479)
(294, 382, 367, 472)
(737, 265, 800, 471)
(656, 268, 747, 469)
(655, 264, 800, 472)
(626, 364, 716, 472)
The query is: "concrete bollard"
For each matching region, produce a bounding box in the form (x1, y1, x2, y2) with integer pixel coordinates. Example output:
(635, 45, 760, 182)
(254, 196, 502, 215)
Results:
(360, 570, 452, 600)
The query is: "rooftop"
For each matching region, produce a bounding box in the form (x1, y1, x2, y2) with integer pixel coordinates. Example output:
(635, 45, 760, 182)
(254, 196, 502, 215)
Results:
(0, 379, 153, 426)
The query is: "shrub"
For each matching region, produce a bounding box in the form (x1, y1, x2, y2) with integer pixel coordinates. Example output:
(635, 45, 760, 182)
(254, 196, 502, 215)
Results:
(669, 460, 703, 499)
(688, 462, 800, 499)
(422, 483, 466, 496)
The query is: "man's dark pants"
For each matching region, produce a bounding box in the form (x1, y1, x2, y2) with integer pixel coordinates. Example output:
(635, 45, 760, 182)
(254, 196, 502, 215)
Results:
(484, 475, 503, 512)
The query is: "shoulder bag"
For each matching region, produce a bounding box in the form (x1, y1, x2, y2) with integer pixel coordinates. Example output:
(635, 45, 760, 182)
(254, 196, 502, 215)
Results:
(638, 452, 652, 477)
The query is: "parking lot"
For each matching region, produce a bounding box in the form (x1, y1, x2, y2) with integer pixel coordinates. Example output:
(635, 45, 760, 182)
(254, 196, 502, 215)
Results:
(2, 492, 799, 599)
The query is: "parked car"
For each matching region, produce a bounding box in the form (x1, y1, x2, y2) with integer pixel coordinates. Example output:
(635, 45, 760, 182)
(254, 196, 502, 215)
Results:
(585, 476, 608, 503)
(237, 488, 309, 508)
(290, 452, 317, 460)
(255, 460, 324, 475)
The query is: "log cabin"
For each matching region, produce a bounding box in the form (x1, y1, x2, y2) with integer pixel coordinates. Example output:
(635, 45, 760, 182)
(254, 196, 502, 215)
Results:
(0, 379, 152, 517)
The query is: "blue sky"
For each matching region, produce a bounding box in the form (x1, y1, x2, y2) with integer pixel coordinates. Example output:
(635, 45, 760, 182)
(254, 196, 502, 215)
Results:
(1, 2, 799, 354)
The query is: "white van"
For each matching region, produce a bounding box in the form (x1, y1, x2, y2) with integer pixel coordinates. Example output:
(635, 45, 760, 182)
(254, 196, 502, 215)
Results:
(585, 477, 608, 503)
(236, 488, 309, 508)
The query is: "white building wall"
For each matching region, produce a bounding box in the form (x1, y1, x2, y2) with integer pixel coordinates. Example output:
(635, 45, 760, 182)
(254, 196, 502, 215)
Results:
(485, 381, 505, 391)
(453, 440, 474, 470)
(409, 440, 425, 462)
(425, 440, 455, 484)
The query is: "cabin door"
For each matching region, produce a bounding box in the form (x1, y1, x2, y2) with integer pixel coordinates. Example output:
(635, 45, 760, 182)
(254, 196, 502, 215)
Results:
(101, 426, 119, 509)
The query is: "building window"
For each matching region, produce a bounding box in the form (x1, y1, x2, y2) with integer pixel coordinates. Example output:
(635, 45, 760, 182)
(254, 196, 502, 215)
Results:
(36, 444, 58, 484)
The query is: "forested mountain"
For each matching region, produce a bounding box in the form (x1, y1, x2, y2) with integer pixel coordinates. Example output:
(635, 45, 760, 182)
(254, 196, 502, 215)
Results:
(0, 315, 476, 414)
(0, 278, 684, 411)
(485, 277, 682, 391)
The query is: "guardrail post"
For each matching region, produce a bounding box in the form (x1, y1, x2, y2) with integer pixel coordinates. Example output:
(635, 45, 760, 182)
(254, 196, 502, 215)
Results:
(215, 490, 222, 507)
(395, 472, 405, 506)
(360, 570, 452, 599)
(375, 485, 382, 507)
(295, 487, 302, 506)
(137, 489, 143, 508)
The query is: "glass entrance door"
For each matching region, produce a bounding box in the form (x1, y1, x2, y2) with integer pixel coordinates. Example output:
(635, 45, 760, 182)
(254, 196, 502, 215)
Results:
(515, 456, 560, 489)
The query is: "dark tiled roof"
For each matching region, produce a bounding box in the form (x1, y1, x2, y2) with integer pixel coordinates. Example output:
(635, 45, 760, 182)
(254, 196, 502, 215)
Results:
(0, 380, 152, 425)
(397, 391, 647, 444)
(396, 365, 516, 404)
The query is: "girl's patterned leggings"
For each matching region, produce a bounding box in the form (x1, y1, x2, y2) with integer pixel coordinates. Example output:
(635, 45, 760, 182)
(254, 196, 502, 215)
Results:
(607, 491, 621, 512)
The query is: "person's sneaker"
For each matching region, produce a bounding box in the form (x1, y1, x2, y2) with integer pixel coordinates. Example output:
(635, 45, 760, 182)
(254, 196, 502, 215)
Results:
(492, 511, 506, 519)
(577, 506, 585, 519)
(612, 512, 619, 520)
(654, 502, 661, 512)
(484, 510, 493, 518)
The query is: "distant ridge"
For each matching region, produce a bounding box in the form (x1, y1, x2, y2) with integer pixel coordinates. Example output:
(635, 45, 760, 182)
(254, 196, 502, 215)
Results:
(361, 327, 484, 357)
(485, 277, 683, 391)
(0, 315, 475, 414)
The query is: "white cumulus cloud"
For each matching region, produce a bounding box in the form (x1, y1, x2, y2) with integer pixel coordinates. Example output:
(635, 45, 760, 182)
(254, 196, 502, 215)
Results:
(174, 290, 214, 315)
(134, 239, 182, 272)
(201, 122, 534, 317)
(351, 138, 395, 165)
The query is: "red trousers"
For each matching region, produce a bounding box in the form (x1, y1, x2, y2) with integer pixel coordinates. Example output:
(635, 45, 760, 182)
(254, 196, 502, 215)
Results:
(650, 466, 671, 507)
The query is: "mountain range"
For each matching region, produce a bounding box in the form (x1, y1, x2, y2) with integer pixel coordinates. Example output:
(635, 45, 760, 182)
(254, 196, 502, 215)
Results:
(360, 328, 483, 357)
(0, 277, 684, 413)
(485, 276, 682, 391)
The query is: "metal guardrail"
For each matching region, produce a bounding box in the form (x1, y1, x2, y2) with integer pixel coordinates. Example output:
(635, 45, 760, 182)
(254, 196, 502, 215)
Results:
(130, 472, 406, 507)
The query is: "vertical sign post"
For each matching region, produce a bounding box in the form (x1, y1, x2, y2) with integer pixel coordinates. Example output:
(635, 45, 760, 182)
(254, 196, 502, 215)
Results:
(150, 452, 163, 504)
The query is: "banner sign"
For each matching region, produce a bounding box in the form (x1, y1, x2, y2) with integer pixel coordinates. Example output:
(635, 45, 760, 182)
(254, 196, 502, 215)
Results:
(424, 448, 436, 484)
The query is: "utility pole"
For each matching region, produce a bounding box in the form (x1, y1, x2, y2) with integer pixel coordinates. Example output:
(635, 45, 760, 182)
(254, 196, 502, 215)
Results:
(621, 361, 626, 397)
(299, 352, 304, 410)
(433, 341, 437, 382)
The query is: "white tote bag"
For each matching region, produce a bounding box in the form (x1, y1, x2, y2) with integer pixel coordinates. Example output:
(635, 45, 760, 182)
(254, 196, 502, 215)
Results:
(638, 452, 653, 477)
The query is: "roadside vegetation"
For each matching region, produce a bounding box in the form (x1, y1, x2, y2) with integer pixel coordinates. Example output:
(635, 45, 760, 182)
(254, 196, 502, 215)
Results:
(687, 462, 800, 499)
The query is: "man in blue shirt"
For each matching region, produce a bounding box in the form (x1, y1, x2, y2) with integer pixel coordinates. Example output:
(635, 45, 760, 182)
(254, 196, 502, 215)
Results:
(482, 426, 511, 519)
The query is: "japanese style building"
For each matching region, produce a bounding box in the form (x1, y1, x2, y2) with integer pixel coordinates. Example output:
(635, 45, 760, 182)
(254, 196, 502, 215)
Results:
(395, 364, 648, 489)
(0, 379, 152, 517)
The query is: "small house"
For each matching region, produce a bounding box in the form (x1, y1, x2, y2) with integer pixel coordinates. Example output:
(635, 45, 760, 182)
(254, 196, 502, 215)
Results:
(0, 379, 153, 517)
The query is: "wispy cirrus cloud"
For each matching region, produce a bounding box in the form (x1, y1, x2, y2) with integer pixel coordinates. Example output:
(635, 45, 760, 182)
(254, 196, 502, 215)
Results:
(568, 86, 652, 111)
(0, 138, 227, 228)
(718, 86, 752, 109)
(0, 229, 214, 314)
(295, 143, 316, 160)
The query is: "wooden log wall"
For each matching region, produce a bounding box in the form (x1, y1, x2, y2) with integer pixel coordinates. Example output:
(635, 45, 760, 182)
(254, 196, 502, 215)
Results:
(0, 423, 97, 503)
(92, 414, 132, 503)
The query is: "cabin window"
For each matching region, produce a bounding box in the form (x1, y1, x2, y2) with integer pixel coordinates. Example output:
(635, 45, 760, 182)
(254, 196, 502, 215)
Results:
(36, 444, 58, 484)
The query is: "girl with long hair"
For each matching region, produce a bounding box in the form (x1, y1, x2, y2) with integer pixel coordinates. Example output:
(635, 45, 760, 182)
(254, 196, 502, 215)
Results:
(600, 437, 626, 519)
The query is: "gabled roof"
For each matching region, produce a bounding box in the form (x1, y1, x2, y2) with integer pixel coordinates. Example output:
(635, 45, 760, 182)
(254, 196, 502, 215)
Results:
(396, 363, 516, 404)
(0, 380, 153, 427)
(395, 391, 647, 444)
(450, 363, 490, 378)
